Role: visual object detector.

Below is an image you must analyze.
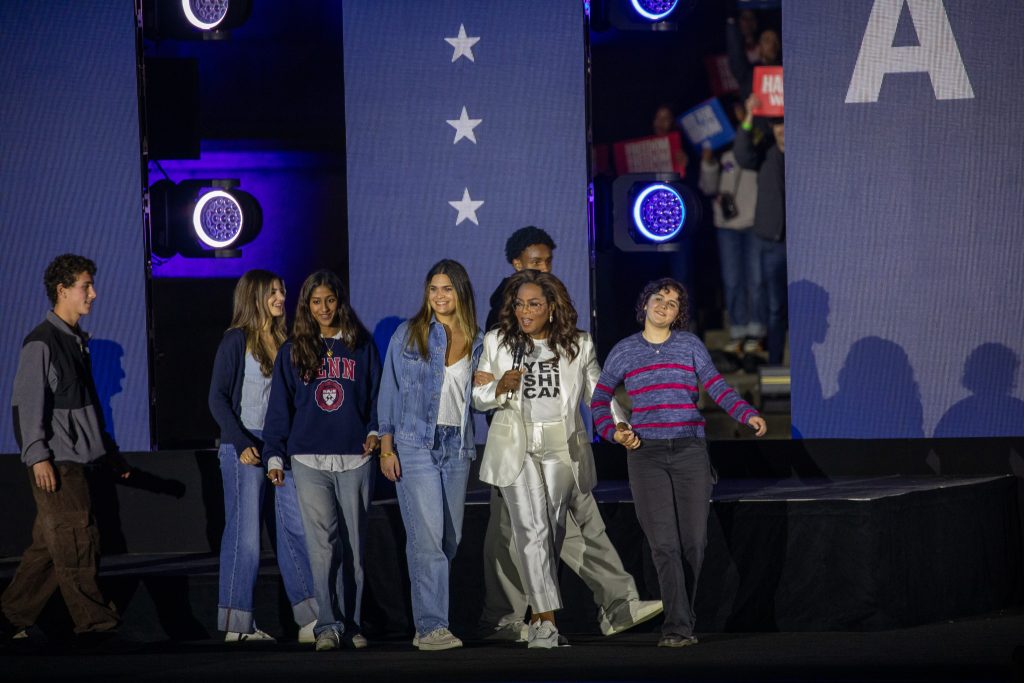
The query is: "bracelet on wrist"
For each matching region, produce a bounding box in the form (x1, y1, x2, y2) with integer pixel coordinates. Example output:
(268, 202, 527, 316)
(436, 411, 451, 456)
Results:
(379, 452, 396, 459)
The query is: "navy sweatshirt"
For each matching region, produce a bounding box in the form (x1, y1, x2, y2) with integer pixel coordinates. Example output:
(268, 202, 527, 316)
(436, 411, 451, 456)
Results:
(262, 338, 381, 467)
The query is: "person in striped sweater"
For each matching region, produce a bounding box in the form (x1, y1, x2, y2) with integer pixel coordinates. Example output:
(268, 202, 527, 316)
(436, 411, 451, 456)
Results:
(591, 277, 767, 648)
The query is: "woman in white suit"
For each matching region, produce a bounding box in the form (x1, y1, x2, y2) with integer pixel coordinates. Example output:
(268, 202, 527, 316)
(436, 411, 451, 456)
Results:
(472, 270, 635, 649)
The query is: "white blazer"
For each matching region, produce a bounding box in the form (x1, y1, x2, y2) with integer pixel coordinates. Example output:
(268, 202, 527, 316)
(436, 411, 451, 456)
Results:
(472, 330, 623, 491)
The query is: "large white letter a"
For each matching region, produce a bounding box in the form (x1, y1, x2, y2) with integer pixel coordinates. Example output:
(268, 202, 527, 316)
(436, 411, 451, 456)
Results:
(846, 0, 974, 103)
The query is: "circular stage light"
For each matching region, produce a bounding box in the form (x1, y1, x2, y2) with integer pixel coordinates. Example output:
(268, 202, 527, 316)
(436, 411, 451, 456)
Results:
(630, 0, 679, 22)
(180, 0, 230, 30)
(632, 183, 685, 242)
(192, 190, 244, 248)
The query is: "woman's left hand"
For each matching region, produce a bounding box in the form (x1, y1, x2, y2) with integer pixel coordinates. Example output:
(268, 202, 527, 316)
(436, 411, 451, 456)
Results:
(267, 469, 285, 487)
(474, 370, 494, 386)
(748, 416, 768, 437)
(363, 434, 381, 457)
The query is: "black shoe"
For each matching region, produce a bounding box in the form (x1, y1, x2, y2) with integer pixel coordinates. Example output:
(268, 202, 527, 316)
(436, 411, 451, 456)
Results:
(658, 633, 698, 648)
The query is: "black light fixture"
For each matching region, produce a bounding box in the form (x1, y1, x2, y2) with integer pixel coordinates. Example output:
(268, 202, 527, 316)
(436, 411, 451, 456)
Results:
(143, 0, 253, 40)
(591, 0, 697, 32)
(150, 179, 262, 258)
(610, 173, 700, 252)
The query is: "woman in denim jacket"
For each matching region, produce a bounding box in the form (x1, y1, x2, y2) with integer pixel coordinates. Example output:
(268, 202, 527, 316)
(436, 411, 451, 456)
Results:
(377, 259, 483, 651)
(208, 270, 317, 643)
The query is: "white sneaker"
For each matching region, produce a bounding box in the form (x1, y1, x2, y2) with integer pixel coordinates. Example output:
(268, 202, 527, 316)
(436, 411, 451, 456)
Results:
(481, 621, 528, 642)
(415, 627, 463, 651)
(347, 633, 368, 649)
(298, 620, 316, 644)
(598, 599, 664, 636)
(225, 627, 276, 643)
(527, 620, 562, 649)
(314, 629, 340, 652)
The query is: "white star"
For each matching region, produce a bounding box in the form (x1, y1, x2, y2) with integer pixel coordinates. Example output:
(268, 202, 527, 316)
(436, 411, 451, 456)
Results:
(444, 24, 479, 63)
(448, 188, 484, 226)
(446, 106, 482, 144)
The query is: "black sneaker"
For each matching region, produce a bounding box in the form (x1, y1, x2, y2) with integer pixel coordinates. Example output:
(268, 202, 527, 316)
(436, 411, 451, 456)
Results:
(657, 633, 698, 648)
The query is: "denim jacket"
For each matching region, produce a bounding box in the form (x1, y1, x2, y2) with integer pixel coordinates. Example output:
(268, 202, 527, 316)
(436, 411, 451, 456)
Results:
(377, 319, 484, 458)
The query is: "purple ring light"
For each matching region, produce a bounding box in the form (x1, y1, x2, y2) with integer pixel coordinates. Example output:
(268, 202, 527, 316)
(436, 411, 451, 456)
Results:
(181, 0, 229, 30)
(632, 183, 685, 242)
(192, 190, 243, 248)
(630, 0, 679, 21)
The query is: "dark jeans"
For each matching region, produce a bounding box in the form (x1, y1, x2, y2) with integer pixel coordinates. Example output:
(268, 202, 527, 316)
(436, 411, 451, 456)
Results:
(627, 438, 715, 637)
(754, 235, 788, 364)
(1, 462, 119, 634)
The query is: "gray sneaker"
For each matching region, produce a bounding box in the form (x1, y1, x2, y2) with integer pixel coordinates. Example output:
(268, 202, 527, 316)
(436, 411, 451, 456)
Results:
(527, 620, 562, 649)
(599, 599, 664, 636)
(658, 633, 698, 648)
(225, 627, 276, 643)
(314, 629, 340, 652)
(416, 627, 463, 651)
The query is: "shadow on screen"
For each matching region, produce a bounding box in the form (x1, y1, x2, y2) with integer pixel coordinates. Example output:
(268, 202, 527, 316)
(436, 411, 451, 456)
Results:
(934, 343, 1024, 438)
(88, 338, 125, 442)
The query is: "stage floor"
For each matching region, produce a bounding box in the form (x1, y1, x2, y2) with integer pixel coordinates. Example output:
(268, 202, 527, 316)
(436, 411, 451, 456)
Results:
(3, 609, 1022, 683)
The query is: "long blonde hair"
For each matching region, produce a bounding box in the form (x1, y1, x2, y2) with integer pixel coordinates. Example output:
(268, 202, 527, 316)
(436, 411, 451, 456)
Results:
(407, 259, 477, 359)
(229, 269, 287, 377)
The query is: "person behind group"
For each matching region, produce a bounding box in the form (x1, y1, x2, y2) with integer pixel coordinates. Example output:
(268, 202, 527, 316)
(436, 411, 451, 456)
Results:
(734, 95, 786, 365)
(698, 100, 765, 358)
(591, 278, 767, 648)
(261, 270, 382, 652)
(473, 270, 637, 649)
(208, 270, 317, 643)
(480, 227, 662, 641)
(376, 259, 483, 651)
(726, 14, 781, 98)
(2, 254, 130, 646)
(651, 104, 689, 172)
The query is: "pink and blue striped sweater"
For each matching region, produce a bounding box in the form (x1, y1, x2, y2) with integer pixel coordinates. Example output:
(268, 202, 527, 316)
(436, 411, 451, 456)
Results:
(591, 332, 758, 441)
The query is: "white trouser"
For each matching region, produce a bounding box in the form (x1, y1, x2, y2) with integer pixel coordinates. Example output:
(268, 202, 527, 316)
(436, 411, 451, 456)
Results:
(498, 421, 576, 614)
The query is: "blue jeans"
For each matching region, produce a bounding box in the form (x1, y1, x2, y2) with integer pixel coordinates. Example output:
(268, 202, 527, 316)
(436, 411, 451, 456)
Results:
(395, 425, 472, 635)
(291, 460, 374, 638)
(754, 235, 788, 364)
(217, 442, 317, 633)
(716, 228, 765, 339)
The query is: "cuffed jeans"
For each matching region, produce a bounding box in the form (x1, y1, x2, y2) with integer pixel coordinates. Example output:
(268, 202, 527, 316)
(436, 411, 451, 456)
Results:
(498, 422, 576, 614)
(217, 442, 317, 633)
(2, 462, 119, 634)
(627, 438, 715, 638)
(395, 425, 472, 635)
(291, 459, 373, 638)
(717, 228, 766, 340)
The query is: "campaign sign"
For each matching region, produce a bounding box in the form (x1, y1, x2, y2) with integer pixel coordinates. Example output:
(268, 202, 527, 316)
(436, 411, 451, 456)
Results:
(678, 98, 736, 150)
(612, 132, 687, 176)
(752, 66, 784, 116)
(704, 54, 739, 96)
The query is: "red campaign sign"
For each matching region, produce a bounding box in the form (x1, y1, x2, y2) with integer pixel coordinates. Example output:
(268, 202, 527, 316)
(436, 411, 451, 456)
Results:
(704, 54, 739, 96)
(752, 66, 784, 117)
(612, 132, 687, 177)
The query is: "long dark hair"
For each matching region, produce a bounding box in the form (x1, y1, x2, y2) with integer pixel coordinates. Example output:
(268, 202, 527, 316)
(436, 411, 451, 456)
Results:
(406, 259, 477, 359)
(497, 270, 580, 362)
(291, 270, 367, 381)
(229, 269, 287, 377)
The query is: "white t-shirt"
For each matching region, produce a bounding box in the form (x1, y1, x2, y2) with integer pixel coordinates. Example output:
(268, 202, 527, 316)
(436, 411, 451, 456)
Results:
(521, 339, 562, 424)
(437, 355, 470, 426)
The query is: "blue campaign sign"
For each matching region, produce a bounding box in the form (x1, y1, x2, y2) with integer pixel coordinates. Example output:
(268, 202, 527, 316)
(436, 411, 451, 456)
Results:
(786, 0, 1024, 439)
(678, 98, 736, 150)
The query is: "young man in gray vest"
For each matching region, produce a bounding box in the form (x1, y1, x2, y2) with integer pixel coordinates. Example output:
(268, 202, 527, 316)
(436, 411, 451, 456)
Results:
(480, 227, 662, 639)
(2, 254, 130, 646)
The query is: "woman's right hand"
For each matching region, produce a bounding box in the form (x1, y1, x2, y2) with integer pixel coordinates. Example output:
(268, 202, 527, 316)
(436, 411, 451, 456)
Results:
(494, 369, 523, 397)
(239, 446, 262, 466)
(614, 424, 641, 450)
(380, 452, 401, 482)
(474, 370, 495, 386)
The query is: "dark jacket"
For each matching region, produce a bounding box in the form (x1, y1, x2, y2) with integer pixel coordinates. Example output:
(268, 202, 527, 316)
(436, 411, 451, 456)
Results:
(11, 311, 115, 467)
(208, 327, 260, 455)
(733, 126, 785, 242)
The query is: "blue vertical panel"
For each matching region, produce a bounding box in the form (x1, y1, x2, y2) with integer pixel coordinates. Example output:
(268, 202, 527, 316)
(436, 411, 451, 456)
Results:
(343, 1, 590, 340)
(786, 0, 1024, 438)
(0, 1, 150, 451)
